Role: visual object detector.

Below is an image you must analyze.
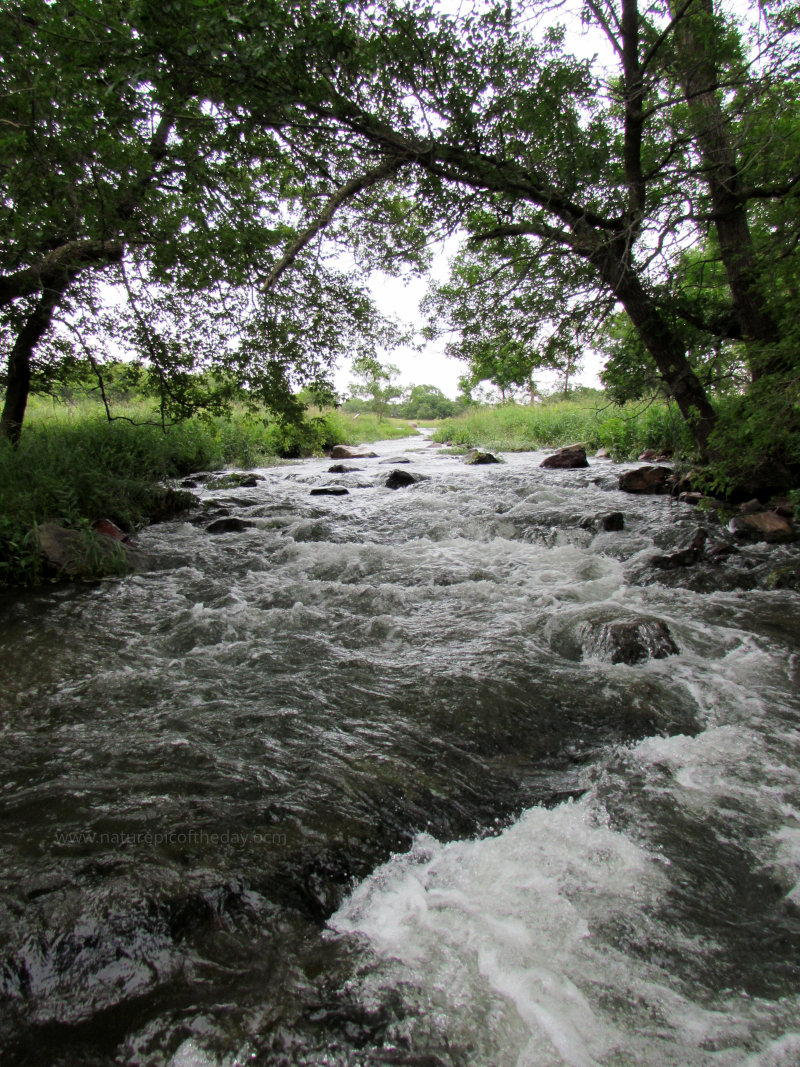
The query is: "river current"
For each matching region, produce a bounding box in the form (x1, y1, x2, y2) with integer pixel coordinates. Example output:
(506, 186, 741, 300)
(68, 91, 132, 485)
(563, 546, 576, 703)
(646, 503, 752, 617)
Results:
(1, 434, 799, 1066)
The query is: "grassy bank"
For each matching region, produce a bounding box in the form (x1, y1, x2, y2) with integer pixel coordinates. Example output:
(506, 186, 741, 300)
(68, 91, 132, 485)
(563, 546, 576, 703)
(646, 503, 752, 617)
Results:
(433, 399, 694, 459)
(0, 401, 417, 588)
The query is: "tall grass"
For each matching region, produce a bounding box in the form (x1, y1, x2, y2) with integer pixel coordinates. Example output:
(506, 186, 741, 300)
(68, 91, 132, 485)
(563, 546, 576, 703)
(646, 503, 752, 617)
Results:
(0, 401, 419, 588)
(434, 398, 695, 459)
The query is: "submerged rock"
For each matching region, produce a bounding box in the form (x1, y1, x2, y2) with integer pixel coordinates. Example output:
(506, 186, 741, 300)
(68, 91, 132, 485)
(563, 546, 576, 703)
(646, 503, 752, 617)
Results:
(619, 465, 672, 494)
(540, 444, 589, 469)
(327, 464, 362, 474)
(582, 618, 680, 665)
(379, 456, 412, 465)
(310, 486, 350, 497)
(206, 517, 256, 533)
(463, 449, 500, 465)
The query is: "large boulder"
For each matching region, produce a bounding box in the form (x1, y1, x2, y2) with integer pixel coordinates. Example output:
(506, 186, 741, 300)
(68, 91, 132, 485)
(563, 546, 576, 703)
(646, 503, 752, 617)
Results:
(729, 511, 795, 543)
(463, 449, 501, 465)
(330, 445, 378, 460)
(619, 465, 672, 494)
(36, 521, 143, 579)
(540, 444, 589, 469)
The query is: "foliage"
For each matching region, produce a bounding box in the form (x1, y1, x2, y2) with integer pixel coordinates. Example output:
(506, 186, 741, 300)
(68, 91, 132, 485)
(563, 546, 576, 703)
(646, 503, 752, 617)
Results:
(433, 398, 695, 458)
(392, 384, 463, 421)
(0, 399, 418, 587)
(348, 356, 402, 421)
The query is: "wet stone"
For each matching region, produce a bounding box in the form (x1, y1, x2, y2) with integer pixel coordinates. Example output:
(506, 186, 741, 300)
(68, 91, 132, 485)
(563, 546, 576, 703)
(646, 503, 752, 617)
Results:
(310, 486, 350, 496)
(206, 518, 256, 534)
(463, 449, 501, 465)
(540, 444, 589, 470)
(385, 470, 423, 489)
(582, 618, 680, 665)
(730, 512, 795, 544)
(327, 464, 362, 474)
(619, 465, 673, 494)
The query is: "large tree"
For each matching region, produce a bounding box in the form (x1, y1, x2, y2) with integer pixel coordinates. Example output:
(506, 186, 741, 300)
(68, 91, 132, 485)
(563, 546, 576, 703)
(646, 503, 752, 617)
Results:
(0, 0, 419, 441)
(280, 0, 799, 462)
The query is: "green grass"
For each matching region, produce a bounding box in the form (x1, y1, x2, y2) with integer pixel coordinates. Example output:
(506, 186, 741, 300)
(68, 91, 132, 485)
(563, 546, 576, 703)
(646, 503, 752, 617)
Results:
(0, 400, 420, 588)
(433, 399, 695, 459)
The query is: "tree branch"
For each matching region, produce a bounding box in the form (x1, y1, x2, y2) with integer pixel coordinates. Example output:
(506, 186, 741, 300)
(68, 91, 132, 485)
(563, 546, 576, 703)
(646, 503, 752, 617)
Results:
(263, 157, 408, 293)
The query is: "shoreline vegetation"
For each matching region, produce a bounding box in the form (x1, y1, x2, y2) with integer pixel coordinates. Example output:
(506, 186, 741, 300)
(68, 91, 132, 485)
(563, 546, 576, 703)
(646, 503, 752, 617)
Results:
(2, 393, 796, 591)
(0, 399, 416, 589)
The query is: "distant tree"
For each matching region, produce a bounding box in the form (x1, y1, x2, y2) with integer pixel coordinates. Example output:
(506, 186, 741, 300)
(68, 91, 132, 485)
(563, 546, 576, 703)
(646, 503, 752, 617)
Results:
(349, 357, 402, 421)
(396, 384, 460, 420)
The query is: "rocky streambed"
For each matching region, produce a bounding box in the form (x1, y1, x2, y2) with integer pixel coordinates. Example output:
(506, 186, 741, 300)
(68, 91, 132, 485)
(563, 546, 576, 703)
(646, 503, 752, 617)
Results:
(1, 435, 799, 1066)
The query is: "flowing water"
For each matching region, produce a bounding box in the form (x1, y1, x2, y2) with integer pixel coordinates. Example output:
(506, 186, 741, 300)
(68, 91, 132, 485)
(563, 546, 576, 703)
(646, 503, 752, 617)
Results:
(1, 435, 799, 1066)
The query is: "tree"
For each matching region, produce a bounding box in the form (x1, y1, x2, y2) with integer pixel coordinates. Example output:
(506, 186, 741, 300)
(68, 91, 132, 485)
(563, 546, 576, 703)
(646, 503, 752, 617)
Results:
(0, 0, 418, 441)
(349, 356, 402, 420)
(396, 384, 461, 419)
(291, 0, 799, 468)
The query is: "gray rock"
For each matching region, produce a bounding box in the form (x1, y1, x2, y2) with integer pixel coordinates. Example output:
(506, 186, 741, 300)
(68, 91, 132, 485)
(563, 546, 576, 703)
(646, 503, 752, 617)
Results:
(310, 486, 350, 496)
(379, 456, 412, 464)
(652, 528, 707, 569)
(36, 521, 144, 578)
(327, 464, 362, 473)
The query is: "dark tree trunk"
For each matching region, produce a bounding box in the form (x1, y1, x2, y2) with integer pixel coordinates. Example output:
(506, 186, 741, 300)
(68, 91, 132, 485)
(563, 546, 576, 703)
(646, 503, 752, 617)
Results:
(672, 0, 781, 379)
(0, 272, 72, 445)
(593, 242, 718, 456)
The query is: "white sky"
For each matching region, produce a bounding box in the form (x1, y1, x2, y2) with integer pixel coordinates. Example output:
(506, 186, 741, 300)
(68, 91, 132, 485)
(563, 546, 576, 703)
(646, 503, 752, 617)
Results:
(333, 268, 605, 400)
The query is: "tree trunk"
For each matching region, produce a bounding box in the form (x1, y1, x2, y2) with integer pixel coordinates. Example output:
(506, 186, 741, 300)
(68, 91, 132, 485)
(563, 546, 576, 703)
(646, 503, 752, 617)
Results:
(0, 272, 72, 445)
(672, 0, 781, 378)
(593, 243, 718, 456)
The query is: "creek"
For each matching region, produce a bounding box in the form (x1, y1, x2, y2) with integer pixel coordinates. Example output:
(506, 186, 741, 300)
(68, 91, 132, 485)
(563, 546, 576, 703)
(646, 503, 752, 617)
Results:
(1, 434, 799, 1066)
